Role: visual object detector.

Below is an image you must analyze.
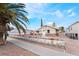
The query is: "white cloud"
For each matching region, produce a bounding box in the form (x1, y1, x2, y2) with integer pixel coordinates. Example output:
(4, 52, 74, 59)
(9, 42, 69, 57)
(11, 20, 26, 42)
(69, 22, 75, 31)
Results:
(68, 12, 76, 17)
(66, 9, 76, 17)
(26, 4, 64, 19)
(26, 3, 48, 14)
(47, 22, 53, 25)
(67, 9, 73, 14)
(26, 4, 77, 19)
(25, 3, 48, 19)
(54, 10, 64, 18)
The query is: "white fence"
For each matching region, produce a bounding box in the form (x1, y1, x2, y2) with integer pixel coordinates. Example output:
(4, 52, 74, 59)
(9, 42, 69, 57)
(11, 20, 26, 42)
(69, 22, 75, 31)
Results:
(12, 36, 65, 48)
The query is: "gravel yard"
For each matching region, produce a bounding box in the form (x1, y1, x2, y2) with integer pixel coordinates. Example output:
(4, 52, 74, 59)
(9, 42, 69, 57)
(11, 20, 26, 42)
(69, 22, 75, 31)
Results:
(0, 41, 37, 56)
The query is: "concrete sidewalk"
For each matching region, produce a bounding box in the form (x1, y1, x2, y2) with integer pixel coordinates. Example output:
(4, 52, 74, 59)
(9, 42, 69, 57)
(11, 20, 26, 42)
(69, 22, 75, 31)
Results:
(8, 37, 73, 56)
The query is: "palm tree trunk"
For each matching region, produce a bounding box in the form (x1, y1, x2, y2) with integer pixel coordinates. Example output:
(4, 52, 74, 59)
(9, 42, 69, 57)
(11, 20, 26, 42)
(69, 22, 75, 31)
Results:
(3, 32, 8, 44)
(0, 25, 7, 45)
(0, 33, 8, 45)
(0, 33, 4, 45)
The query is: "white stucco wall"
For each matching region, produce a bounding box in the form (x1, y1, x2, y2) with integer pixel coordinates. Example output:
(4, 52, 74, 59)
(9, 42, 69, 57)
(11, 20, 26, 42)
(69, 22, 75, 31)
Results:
(65, 22, 79, 39)
(66, 23, 79, 33)
(39, 26, 56, 34)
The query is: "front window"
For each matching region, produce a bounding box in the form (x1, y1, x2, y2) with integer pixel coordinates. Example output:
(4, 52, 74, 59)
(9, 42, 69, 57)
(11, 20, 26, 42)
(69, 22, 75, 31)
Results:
(47, 30, 50, 33)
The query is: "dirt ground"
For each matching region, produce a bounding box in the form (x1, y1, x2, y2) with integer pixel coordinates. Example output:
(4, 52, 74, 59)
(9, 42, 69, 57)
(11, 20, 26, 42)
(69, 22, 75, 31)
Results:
(65, 38, 79, 55)
(0, 41, 38, 56)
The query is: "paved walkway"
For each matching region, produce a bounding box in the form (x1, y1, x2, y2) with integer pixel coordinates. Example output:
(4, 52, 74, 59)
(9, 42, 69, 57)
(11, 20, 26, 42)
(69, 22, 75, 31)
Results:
(8, 37, 73, 56)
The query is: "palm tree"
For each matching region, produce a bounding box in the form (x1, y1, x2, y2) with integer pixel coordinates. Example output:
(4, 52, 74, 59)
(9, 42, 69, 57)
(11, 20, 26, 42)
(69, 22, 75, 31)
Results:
(0, 3, 28, 45)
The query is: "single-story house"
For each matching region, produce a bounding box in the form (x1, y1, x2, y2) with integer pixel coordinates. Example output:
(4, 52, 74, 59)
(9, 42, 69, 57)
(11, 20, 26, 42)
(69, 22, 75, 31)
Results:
(37, 25, 58, 37)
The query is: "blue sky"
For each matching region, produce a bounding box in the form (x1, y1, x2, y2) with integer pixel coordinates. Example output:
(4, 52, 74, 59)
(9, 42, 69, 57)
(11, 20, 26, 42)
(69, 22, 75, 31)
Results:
(25, 3, 79, 30)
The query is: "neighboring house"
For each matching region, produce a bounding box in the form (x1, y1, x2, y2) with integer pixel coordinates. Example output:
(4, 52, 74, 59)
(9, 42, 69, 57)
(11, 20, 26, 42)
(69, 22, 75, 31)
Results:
(65, 21, 79, 40)
(38, 25, 58, 37)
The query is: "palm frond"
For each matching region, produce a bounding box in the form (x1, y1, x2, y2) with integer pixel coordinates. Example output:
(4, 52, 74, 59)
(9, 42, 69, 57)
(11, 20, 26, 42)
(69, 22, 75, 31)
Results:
(15, 9, 28, 14)
(16, 18, 27, 29)
(13, 20, 26, 34)
(10, 20, 21, 34)
(7, 3, 25, 9)
(0, 3, 28, 34)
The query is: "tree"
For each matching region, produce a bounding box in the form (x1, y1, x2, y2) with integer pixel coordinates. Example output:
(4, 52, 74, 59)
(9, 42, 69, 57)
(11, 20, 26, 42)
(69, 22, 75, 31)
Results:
(41, 18, 43, 27)
(60, 26, 65, 32)
(52, 22, 56, 27)
(0, 3, 28, 44)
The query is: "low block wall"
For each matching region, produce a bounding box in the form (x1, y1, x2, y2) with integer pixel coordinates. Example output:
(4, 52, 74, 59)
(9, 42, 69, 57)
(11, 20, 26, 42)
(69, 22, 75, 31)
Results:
(10, 35, 79, 55)
(11, 36, 65, 48)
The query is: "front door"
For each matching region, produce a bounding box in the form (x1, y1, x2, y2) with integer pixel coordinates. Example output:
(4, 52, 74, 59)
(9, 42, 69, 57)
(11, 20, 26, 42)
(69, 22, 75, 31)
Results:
(75, 33, 78, 40)
(47, 30, 50, 33)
